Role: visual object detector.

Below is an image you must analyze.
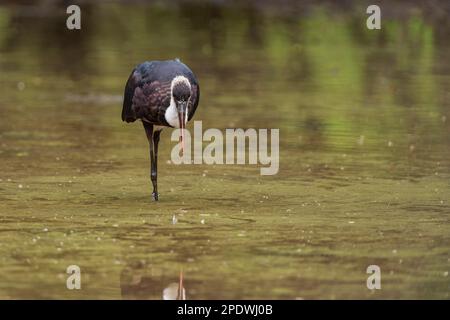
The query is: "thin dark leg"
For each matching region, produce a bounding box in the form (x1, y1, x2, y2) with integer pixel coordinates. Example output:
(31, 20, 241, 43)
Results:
(143, 122, 158, 201)
(153, 129, 161, 200)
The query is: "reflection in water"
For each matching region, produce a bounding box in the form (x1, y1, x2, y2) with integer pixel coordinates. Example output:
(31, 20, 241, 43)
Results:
(0, 1, 449, 299)
(163, 271, 186, 300)
(120, 262, 186, 300)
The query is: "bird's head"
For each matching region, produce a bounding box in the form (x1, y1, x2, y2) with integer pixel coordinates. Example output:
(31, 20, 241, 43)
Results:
(171, 76, 192, 154)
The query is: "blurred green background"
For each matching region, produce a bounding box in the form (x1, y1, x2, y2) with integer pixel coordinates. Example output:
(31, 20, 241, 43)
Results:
(0, 0, 449, 299)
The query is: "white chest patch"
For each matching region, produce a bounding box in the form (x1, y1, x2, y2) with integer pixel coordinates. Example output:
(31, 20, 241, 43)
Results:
(165, 97, 179, 128)
(164, 96, 189, 128)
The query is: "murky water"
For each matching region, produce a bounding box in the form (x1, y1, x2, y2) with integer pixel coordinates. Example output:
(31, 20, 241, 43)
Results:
(0, 1, 449, 299)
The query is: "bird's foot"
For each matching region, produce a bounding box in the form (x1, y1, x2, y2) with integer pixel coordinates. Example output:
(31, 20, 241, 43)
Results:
(152, 192, 159, 201)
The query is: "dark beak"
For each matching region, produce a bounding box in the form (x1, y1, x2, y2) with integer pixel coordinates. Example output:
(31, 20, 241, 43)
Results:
(177, 101, 187, 155)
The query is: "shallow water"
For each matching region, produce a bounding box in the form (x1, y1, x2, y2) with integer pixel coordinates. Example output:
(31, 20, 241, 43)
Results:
(0, 1, 449, 299)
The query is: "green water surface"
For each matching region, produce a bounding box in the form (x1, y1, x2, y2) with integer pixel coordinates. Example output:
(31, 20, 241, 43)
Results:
(0, 1, 449, 299)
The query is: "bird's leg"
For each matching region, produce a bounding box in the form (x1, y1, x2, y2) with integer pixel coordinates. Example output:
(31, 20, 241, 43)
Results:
(143, 122, 159, 201)
(152, 129, 161, 200)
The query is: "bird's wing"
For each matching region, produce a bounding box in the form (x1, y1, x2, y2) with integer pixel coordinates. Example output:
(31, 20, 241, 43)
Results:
(122, 67, 172, 125)
(122, 69, 140, 123)
(132, 81, 171, 124)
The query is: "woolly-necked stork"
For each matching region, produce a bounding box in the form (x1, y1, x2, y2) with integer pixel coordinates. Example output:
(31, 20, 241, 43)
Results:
(122, 59, 200, 201)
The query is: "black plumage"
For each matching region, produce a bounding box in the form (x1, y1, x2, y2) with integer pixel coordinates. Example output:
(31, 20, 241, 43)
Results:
(122, 60, 200, 125)
(121, 59, 200, 201)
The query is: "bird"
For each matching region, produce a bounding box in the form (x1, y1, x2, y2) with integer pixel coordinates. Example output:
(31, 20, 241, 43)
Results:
(122, 59, 200, 201)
